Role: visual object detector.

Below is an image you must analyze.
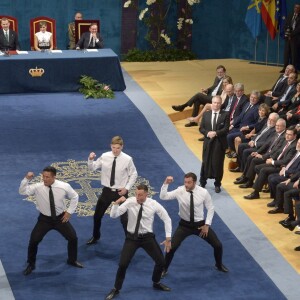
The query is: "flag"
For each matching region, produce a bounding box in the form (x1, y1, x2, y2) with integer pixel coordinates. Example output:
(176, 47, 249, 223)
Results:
(261, 0, 277, 39)
(245, 0, 262, 39)
(275, 0, 287, 38)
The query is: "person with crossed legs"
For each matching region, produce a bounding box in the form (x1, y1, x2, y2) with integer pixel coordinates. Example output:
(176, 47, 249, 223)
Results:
(159, 173, 228, 278)
(105, 184, 172, 300)
(86, 136, 138, 245)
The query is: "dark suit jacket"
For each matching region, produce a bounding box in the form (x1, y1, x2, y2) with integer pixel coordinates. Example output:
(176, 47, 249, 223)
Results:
(259, 131, 286, 157)
(0, 29, 20, 51)
(277, 83, 297, 108)
(227, 94, 249, 121)
(252, 125, 275, 149)
(76, 32, 104, 49)
(285, 154, 300, 178)
(232, 102, 259, 129)
(271, 75, 288, 97)
(271, 139, 297, 167)
(206, 76, 223, 97)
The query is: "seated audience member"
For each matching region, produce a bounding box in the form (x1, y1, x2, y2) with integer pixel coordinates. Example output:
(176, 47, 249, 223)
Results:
(234, 118, 286, 185)
(269, 73, 297, 112)
(187, 76, 233, 125)
(263, 65, 295, 106)
(0, 17, 20, 51)
(76, 23, 103, 50)
(226, 90, 260, 158)
(243, 127, 297, 200)
(34, 22, 53, 51)
(171, 65, 227, 127)
(285, 83, 300, 125)
(267, 143, 300, 214)
(278, 81, 300, 118)
(231, 111, 278, 173)
(68, 12, 83, 49)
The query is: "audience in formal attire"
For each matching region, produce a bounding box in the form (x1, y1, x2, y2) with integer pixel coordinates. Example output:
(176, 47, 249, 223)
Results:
(171, 65, 227, 127)
(34, 21, 53, 51)
(68, 12, 83, 49)
(0, 17, 20, 51)
(76, 23, 103, 49)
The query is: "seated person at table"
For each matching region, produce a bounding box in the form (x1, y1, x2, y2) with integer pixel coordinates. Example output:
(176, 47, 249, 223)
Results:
(75, 23, 103, 50)
(34, 22, 53, 51)
(0, 17, 20, 51)
(68, 12, 83, 49)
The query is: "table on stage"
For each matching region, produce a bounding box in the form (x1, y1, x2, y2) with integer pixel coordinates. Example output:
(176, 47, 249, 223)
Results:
(0, 49, 126, 94)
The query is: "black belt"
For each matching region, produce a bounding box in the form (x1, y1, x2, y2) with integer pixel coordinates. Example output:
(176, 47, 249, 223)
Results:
(179, 219, 205, 228)
(104, 186, 119, 192)
(40, 212, 65, 219)
(127, 232, 154, 239)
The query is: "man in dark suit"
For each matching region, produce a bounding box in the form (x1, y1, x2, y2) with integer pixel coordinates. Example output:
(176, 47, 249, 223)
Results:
(243, 127, 297, 199)
(200, 96, 230, 193)
(282, 4, 300, 72)
(75, 23, 103, 50)
(0, 17, 20, 51)
(172, 65, 226, 127)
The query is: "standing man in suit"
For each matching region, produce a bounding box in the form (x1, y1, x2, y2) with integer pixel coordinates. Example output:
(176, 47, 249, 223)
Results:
(172, 65, 227, 127)
(282, 4, 300, 72)
(199, 96, 230, 193)
(76, 23, 103, 50)
(0, 17, 20, 51)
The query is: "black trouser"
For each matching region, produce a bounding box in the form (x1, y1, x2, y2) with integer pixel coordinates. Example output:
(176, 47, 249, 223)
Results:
(92, 187, 128, 239)
(114, 233, 165, 290)
(185, 93, 212, 117)
(27, 213, 78, 265)
(164, 219, 223, 271)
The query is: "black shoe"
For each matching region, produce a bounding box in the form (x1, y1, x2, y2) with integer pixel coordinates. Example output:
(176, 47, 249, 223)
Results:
(234, 177, 247, 185)
(215, 264, 229, 273)
(198, 137, 205, 141)
(244, 191, 260, 199)
(86, 236, 99, 245)
(185, 122, 198, 127)
(23, 263, 35, 276)
(229, 167, 241, 173)
(239, 181, 253, 189)
(67, 260, 84, 268)
(295, 231, 300, 235)
(279, 216, 295, 226)
(161, 269, 168, 279)
(295, 246, 300, 251)
(282, 221, 297, 231)
(105, 288, 120, 300)
(153, 282, 171, 291)
(215, 186, 221, 193)
(172, 105, 184, 112)
(268, 207, 284, 214)
(267, 200, 275, 207)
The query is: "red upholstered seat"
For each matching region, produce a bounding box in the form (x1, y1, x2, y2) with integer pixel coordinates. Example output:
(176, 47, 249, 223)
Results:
(0, 15, 18, 32)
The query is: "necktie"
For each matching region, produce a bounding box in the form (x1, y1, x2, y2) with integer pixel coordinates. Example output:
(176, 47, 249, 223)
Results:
(4, 30, 8, 42)
(280, 86, 292, 102)
(212, 113, 217, 131)
(92, 37, 95, 47)
(134, 204, 143, 239)
(225, 96, 233, 111)
(244, 104, 252, 114)
(189, 191, 194, 223)
(254, 126, 269, 142)
(110, 157, 117, 187)
(230, 97, 239, 120)
(277, 142, 289, 160)
(49, 186, 56, 219)
(285, 153, 299, 170)
(292, 14, 297, 30)
(268, 134, 280, 152)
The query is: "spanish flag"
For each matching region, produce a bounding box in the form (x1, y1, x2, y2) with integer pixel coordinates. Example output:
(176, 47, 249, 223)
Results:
(261, 0, 277, 39)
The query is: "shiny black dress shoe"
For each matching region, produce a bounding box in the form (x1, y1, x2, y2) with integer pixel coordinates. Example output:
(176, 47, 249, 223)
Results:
(172, 105, 184, 112)
(215, 264, 229, 273)
(215, 186, 221, 193)
(239, 181, 253, 189)
(105, 288, 120, 300)
(86, 236, 99, 245)
(295, 246, 300, 251)
(185, 122, 198, 127)
(67, 260, 84, 268)
(153, 282, 171, 291)
(234, 177, 247, 184)
(23, 263, 35, 276)
(229, 167, 241, 172)
(295, 231, 300, 235)
(268, 207, 284, 214)
(279, 216, 295, 226)
(198, 137, 205, 141)
(161, 269, 168, 279)
(281, 220, 297, 231)
(244, 191, 260, 199)
(267, 200, 275, 207)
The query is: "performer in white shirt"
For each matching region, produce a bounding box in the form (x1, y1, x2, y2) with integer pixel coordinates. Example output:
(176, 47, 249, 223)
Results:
(159, 173, 228, 278)
(105, 184, 172, 300)
(19, 166, 83, 276)
(86, 136, 138, 245)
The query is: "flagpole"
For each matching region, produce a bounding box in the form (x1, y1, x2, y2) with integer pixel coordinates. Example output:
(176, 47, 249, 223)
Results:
(254, 37, 257, 63)
(277, 34, 280, 66)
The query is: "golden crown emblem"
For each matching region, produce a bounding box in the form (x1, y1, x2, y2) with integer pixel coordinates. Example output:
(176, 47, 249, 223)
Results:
(29, 66, 45, 77)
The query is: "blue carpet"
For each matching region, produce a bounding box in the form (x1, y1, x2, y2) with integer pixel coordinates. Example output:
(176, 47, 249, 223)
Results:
(0, 91, 288, 299)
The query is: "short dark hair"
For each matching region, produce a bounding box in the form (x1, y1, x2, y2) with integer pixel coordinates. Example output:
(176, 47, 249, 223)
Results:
(136, 184, 148, 192)
(184, 172, 197, 182)
(287, 126, 297, 136)
(216, 65, 226, 72)
(43, 166, 57, 176)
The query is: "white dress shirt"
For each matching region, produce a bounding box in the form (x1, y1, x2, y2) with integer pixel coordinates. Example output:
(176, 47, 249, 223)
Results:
(88, 151, 138, 190)
(19, 178, 78, 216)
(110, 197, 172, 237)
(160, 184, 214, 225)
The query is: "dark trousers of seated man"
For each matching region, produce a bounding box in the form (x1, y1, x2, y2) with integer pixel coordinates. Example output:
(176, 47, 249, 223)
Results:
(164, 219, 223, 271)
(278, 184, 299, 214)
(237, 144, 257, 172)
(92, 187, 128, 240)
(114, 233, 165, 290)
(252, 164, 280, 192)
(27, 213, 78, 265)
(185, 93, 212, 117)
